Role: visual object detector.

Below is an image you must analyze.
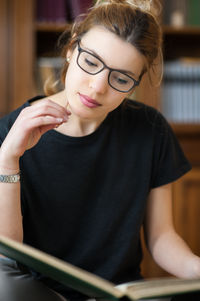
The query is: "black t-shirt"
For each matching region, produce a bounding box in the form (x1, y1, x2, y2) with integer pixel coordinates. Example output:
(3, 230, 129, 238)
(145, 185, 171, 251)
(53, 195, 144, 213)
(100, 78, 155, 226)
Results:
(0, 97, 191, 299)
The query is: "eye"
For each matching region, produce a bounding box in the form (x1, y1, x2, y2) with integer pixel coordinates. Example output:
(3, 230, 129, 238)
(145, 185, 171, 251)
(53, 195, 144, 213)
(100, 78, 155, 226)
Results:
(116, 77, 128, 85)
(85, 58, 98, 67)
(113, 74, 129, 85)
(111, 71, 132, 87)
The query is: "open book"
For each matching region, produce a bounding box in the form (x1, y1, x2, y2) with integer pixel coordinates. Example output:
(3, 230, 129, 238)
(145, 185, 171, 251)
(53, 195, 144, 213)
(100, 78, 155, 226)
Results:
(0, 235, 200, 300)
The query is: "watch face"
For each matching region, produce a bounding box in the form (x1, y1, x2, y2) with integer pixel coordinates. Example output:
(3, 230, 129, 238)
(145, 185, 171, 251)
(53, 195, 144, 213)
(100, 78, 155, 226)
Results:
(0, 175, 4, 182)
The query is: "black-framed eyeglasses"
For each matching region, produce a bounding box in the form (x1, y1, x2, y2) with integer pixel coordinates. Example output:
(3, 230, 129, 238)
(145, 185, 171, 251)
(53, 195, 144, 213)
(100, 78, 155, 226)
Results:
(76, 41, 141, 93)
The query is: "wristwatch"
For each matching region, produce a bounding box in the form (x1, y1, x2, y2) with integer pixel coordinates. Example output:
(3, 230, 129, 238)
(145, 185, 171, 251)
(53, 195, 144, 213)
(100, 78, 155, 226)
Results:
(0, 173, 20, 183)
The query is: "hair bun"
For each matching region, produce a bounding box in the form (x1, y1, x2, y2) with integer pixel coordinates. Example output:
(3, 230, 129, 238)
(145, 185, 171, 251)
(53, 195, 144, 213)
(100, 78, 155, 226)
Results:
(130, 0, 161, 17)
(94, 0, 161, 18)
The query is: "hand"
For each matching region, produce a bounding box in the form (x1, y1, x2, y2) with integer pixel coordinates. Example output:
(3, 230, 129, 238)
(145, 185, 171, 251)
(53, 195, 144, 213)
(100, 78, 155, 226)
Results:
(0, 99, 70, 168)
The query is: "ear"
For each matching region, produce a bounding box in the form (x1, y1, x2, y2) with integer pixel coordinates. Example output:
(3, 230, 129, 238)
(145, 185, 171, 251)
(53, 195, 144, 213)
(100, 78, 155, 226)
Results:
(66, 48, 73, 61)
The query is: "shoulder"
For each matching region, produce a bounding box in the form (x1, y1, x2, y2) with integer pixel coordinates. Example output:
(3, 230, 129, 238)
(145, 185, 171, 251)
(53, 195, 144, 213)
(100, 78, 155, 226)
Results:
(0, 96, 44, 143)
(0, 103, 27, 139)
(115, 98, 169, 134)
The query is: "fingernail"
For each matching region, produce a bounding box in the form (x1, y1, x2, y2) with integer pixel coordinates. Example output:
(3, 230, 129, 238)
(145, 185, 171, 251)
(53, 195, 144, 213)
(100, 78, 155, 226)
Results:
(56, 118, 63, 123)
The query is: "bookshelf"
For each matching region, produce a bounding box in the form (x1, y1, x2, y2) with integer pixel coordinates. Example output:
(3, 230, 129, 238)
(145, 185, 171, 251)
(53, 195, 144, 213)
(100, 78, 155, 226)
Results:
(0, 0, 8, 117)
(142, 2, 200, 276)
(161, 0, 200, 125)
(163, 25, 200, 35)
(1, 0, 200, 279)
(36, 22, 68, 32)
(0, 0, 35, 116)
(163, 26, 200, 59)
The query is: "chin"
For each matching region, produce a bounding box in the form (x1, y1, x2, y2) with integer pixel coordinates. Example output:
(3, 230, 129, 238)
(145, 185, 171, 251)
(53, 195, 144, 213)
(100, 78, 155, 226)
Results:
(70, 104, 94, 119)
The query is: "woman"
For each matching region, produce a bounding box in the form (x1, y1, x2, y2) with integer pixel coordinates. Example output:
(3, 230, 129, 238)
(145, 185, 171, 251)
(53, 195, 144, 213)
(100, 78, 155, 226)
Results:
(0, 0, 199, 300)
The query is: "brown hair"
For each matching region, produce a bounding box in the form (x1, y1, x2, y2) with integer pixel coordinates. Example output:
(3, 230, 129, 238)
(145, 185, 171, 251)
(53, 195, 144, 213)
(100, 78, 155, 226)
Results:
(45, 0, 163, 95)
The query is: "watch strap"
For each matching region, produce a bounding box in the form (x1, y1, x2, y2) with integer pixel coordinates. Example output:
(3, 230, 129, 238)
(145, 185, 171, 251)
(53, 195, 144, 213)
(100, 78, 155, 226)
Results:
(0, 172, 20, 183)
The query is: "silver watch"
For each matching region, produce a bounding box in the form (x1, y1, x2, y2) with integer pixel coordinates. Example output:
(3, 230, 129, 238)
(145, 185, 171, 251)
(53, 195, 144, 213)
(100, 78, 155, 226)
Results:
(0, 173, 20, 183)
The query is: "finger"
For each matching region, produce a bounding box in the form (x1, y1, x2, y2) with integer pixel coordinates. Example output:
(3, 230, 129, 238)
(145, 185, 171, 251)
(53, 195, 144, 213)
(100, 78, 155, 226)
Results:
(35, 99, 71, 116)
(64, 101, 71, 115)
(22, 116, 65, 134)
(34, 115, 65, 126)
(34, 116, 66, 136)
(39, 124, 59, 136)
(20, 103, 69, 123)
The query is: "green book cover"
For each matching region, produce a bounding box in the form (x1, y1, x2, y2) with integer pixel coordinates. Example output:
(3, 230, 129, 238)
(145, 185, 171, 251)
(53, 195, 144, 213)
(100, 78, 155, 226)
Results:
(1, 235, 200, 300)
(188, 0, 200, 26)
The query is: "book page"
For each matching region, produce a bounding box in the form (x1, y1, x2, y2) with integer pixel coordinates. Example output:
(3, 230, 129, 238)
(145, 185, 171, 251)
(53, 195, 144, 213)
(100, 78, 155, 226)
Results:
(117, 278, 200, 300)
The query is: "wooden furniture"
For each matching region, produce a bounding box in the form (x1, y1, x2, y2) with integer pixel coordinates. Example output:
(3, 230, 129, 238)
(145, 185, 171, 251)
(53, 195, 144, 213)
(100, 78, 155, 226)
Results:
(0, 0, 35, 116)
(0, 0, 8, 116)
(1, 0, 200, 278)
(141, 25, 200, 277)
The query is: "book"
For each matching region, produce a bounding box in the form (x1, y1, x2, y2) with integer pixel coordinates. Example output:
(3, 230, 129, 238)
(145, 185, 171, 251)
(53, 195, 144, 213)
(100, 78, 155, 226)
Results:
(36, 0, 68, 23)
(187, 0, 200, 26)
(161, 59, 200, 124)
(0, 235, 200, 300)
(162, 0, 200, 27)
(68, 0, 93, 21)
(162, 0, 187, 27)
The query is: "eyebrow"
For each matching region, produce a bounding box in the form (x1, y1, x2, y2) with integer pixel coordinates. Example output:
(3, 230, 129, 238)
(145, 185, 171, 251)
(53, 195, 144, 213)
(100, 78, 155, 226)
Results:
(82, 44, 138, 78)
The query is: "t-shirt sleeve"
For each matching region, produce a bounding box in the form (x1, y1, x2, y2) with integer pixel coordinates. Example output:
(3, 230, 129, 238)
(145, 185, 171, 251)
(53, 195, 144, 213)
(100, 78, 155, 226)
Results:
(0, 118, 9, 146)
(150, 112, 192, 188)
(0, 102, 30, 146)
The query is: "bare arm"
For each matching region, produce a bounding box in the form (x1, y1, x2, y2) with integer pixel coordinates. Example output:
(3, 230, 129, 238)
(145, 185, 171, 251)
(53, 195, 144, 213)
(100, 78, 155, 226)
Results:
(0, 99, 70, 242)
(0, 163, 22, 241)
(144, 183, 200, 278)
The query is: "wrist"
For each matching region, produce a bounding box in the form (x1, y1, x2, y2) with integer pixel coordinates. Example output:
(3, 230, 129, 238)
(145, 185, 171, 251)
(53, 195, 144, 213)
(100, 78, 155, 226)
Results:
(0, 144, 19, 168)
(0, 153, 20, 174)
(0, 166, 20, 175)
(0, 172, 20, 183)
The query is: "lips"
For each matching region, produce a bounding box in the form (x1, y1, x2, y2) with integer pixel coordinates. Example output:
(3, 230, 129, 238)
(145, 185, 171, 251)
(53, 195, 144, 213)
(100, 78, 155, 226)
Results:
(79, 93, 101, 108)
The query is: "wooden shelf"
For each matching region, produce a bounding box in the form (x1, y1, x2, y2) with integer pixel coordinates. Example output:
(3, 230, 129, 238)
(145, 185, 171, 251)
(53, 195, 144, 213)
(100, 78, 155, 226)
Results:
(163, 25, 200, 35)
(163, 25, 200, 60)
(35, 22, 71, 32)
(171, 123, 200, 136)
(36, 24, 200, 35)
(35, 22, 72, 57)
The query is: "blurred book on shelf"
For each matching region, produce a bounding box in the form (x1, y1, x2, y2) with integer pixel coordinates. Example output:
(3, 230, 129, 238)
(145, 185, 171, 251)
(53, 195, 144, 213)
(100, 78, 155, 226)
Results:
(36, 0, 94, 23)
(35, 57, 65, 95)
(161, 59, 200, 123)
(162, 0, 200, 27)
(36, 0, 68, 23)
(68, 0, 94, 21)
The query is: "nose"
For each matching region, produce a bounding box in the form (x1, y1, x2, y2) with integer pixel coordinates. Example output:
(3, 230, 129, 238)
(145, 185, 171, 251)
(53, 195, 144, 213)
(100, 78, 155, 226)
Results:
(89, 70, 108, 94)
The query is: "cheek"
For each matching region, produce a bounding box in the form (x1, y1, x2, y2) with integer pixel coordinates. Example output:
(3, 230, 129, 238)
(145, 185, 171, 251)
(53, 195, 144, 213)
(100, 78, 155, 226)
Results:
(65, 67, 90, 95)
(106, 94, 126, 111)
(65, 64, 77, 87)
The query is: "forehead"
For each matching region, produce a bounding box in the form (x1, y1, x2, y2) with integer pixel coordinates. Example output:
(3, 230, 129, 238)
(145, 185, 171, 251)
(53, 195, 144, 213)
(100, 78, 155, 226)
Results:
(80, 26, 145, 74)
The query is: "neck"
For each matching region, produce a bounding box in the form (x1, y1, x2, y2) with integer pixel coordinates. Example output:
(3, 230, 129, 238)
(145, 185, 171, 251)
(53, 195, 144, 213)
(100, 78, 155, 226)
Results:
(58, 113, 106, 137)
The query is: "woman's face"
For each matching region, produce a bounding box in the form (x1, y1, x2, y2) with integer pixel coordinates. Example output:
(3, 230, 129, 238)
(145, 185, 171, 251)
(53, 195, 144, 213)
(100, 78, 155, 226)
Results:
(65, 26, 145, 121)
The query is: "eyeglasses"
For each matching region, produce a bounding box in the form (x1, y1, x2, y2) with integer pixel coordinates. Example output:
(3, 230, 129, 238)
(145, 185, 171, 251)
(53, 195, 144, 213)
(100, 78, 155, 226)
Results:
(76, 41, 141, 93)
